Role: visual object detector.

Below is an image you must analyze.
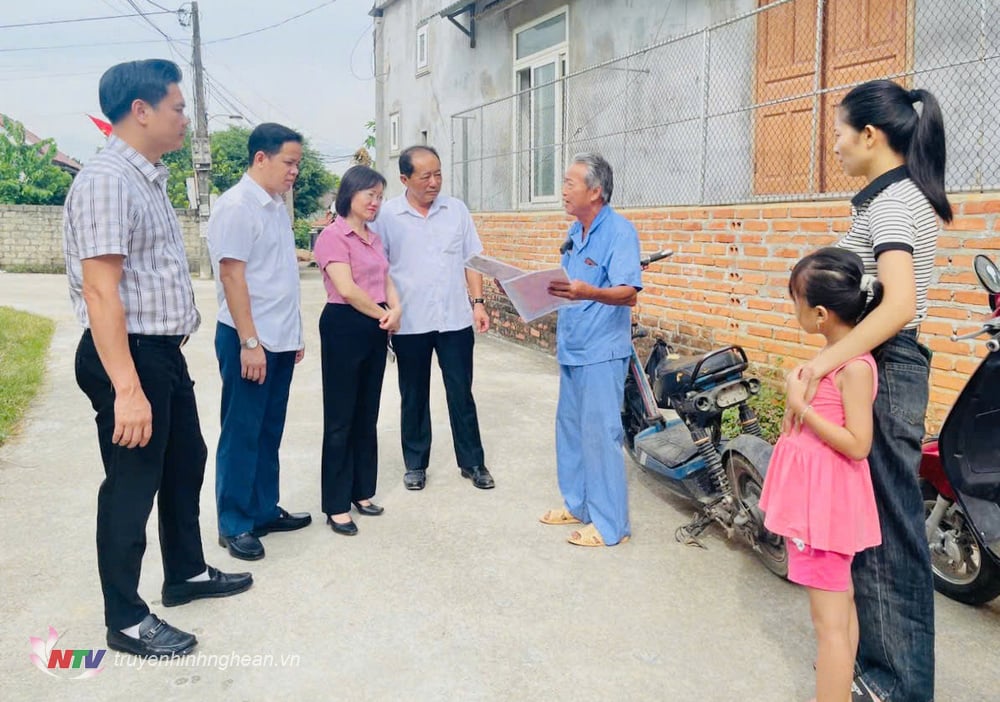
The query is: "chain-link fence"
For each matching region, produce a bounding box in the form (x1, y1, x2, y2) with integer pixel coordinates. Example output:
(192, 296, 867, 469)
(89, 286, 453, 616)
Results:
(451, 0, 1000, 212)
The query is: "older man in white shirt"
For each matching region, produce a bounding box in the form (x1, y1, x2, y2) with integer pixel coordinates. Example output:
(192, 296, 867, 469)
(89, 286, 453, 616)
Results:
(208, 123, 311, 561)
(371, 145, 494, 491)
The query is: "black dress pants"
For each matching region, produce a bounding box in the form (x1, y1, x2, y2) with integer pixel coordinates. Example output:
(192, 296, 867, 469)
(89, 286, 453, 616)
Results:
(75, 330, 208, 631)
(391, 326, 485, 471)
(319, 304, 388, 515)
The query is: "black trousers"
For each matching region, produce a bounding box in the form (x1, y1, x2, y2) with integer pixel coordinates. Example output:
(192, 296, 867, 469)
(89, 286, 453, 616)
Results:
(392, 326, 484, 471)
(319, 304, 388, 515)
(75, 330, 208, 631)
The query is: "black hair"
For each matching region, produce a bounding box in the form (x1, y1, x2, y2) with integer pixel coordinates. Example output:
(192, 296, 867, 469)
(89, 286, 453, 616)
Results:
(335, 165, 387, 217)
(99, 59, 182, 125)
(788, 247, 884, 325)
(839, 79, 952, 223)
(248, 123, 303, 164)
(398, 145, 440, 177)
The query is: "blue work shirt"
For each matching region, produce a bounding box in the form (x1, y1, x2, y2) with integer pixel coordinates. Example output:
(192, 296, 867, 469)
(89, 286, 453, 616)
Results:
(370, 193, 483, 335)
(556, 205, 642, 366)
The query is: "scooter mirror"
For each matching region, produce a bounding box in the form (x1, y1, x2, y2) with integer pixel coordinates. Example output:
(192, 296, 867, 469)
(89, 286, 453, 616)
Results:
(974, 255, 1000, 294)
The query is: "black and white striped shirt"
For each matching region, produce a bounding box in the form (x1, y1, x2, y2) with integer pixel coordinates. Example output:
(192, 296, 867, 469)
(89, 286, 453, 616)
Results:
(837, 166, 938, 329)
(63, 136, 200, 335)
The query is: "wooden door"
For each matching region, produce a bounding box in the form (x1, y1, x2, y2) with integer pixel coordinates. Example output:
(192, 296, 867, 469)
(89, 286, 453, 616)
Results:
(753, 0, 818, 195)
(820, 0, 909, 192)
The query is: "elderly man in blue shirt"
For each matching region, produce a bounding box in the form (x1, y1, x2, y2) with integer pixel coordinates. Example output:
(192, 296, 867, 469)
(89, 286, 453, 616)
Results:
(542, 153, 642, 547)
(370, 145, 494, 492)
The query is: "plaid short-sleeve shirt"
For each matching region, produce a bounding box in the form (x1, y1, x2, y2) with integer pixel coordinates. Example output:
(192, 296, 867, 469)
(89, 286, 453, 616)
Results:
(63, 135, 200, 335)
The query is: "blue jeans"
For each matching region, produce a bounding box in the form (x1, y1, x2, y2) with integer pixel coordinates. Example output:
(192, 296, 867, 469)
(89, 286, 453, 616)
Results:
(555, 358, 631, 545)
(214, 323, 297, 538)
(853, 328, 935, 702)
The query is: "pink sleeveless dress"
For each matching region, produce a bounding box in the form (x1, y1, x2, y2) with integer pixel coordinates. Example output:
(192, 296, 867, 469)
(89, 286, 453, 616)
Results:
(758, 354, 882, 555)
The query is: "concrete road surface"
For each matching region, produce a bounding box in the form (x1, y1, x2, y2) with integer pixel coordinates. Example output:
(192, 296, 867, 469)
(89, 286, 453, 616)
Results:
(1, 271, 998, 701)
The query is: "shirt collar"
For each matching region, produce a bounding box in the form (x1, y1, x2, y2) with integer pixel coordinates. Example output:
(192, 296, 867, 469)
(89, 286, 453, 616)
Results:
(330, 215, 376, 245)
(570, 204, 612, 249)
(240, 173, 283, 208)
(851, 165, 908, 207)
(106, 134, 168, 184)
(398, 191, 448, 218)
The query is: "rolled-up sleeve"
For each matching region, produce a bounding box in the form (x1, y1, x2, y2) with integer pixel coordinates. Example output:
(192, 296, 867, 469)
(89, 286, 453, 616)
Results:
(68, 173, 129, 260)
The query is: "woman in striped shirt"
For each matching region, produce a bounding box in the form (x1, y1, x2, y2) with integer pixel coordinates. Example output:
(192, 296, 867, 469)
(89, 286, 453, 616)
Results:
(785, 80, 951, 702)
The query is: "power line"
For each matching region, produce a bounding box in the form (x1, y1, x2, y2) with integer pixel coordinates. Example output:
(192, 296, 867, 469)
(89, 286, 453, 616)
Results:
(204, 0, 338, 45)
(122, 0, 176, 42)
(0, 38, 179, 53)
(142, 0, 175, 12)
(0, 10, 173, 30)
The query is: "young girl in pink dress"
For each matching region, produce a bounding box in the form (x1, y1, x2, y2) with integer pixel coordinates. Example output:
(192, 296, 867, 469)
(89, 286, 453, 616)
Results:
(759, 247, 883, 702)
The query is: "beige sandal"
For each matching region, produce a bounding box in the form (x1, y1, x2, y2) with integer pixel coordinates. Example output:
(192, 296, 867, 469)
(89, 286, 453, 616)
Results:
(539, 508, 581, 525)
(567, 523, 630, 547)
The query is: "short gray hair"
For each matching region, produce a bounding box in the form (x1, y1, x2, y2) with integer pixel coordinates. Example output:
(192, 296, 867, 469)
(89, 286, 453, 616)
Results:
(571, 152, 614, 204)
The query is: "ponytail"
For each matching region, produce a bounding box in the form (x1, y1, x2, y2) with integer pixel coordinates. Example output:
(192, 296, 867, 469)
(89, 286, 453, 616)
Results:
(840, 80, 953, 223)
(857, 278, 884, 323)
(906, 88, 952, 223)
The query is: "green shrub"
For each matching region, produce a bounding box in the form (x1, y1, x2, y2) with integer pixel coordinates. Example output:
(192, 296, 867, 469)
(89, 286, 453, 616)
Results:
(722, 381, 785, 444)
(292, 219, 314, 250)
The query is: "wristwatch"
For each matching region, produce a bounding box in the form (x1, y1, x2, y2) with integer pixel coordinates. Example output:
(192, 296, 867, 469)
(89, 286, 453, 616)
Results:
(241, 336, 260, 350)
(471, 297, 485, 306)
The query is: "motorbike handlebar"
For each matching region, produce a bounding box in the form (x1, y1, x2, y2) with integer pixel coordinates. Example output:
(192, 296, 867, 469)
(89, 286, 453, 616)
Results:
(640, 249, 673, 267)
(951, 328, 988, 342)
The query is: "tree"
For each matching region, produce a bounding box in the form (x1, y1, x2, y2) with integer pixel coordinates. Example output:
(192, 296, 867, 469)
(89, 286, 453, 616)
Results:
(0, 116, 72, 205)
(163, 126, 337, 221)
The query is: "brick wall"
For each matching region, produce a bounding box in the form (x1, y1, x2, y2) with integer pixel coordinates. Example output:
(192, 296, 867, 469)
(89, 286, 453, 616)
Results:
(0, 204, 202, 272)
(475, 193, 1000, 431)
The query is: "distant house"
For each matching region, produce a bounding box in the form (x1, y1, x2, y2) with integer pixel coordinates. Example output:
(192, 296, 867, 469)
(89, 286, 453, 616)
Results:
(0, 113, 83, 176)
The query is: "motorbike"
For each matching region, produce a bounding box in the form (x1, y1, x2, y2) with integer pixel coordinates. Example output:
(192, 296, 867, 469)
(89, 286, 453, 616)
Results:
(919, 253, 1000, 605)
(623, 250, 787, 578)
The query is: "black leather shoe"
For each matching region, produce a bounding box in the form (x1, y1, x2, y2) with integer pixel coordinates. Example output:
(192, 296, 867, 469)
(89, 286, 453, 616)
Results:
(460, 464, 495, 489)
(326, 515, 358, 536)
(161, 566, 253, 607)
(403, 469, 426, 490)
(218, 532, 265, 561)
(107, 613, 196, 658)
(252, 507, 312, 536)
(352, 500, 384, 516)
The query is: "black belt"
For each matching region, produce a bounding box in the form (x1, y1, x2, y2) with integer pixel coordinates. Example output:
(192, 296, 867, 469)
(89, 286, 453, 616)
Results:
(128, 333, 190, 348)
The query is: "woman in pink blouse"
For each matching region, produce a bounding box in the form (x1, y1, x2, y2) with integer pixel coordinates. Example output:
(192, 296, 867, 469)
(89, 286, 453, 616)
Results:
(313, 166, 400, 536)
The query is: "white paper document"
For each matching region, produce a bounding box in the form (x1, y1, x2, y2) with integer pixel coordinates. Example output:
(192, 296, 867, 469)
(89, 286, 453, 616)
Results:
(465, 254, 576, 323)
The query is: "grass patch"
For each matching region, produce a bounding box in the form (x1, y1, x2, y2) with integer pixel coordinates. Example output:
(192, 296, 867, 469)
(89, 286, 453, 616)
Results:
(1, 264, 66, 274)
(722, 380, 785, 444)
(0, 307, 55, 446)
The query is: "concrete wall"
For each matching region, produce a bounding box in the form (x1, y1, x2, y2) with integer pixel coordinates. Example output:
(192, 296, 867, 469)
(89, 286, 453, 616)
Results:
(473, 192, 1000, 432)
(373, 0, 754, 201)
(0, 204, 202, 273)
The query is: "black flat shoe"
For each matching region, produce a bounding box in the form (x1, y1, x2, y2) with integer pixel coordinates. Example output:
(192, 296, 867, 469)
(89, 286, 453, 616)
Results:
(107, 614, 196, 658)
(404, 469, 426, 490)
(217, 531, 265, 561)
(326, 515, 358, 536)
(353, 500, 384, 516)
(161, 566, 253, 607)
(252, 507, 312, 536)
(460, 464, 495, 489)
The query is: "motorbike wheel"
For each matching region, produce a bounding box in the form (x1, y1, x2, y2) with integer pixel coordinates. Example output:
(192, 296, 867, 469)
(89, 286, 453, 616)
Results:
(726, 450, 788, 579)
(921, 481, 1000, 605)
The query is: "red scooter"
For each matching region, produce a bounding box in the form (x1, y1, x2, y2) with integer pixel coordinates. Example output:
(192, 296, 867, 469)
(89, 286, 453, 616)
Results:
(920, 254, 1000, 605)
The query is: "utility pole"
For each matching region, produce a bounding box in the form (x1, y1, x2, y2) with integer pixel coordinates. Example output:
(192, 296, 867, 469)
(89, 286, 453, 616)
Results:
(190, 1, 213, 279)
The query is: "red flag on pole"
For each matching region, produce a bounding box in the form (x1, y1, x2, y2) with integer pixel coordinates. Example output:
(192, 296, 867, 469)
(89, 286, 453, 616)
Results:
(88, 114, 112, 137)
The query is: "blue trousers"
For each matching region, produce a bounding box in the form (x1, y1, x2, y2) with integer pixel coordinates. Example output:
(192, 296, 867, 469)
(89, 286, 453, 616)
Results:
(854, 329, 935, 702)
(214, 323, 296, 538)
(555, 358, 630, 544)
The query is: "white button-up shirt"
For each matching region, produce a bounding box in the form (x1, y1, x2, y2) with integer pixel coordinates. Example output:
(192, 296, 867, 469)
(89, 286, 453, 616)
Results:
(208, 173, 302, 351)
(371, 193, 483, 335)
